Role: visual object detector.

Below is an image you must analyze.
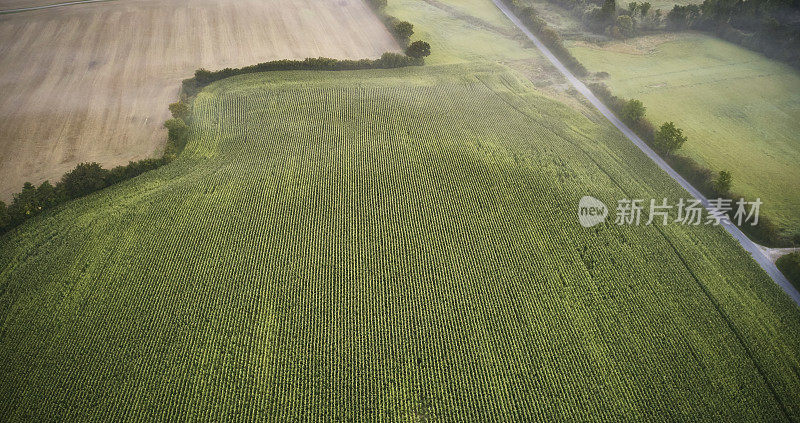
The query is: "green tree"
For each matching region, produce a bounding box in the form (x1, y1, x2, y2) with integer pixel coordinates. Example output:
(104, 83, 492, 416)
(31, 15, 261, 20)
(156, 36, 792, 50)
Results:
(405, 41, 431, 59)
(777, 252, 800, 290)
(0, 201, 10, 232)
(394, 21, 414, 40)
(11, 182, 38, 218)
(169, 101, 189, 119)
(621, 99, 646, 123)
(59, 162, 110, 199)
(35, 181, 60, 210)
(654, 121, 687, 154)
(640, 1, 651, 17)
(165, 118, 189, 144)
(628, 1, 639, 16)
(601, 0, 617, 21)
(713, 170, 733, 195)
(615, 15, 635, 37)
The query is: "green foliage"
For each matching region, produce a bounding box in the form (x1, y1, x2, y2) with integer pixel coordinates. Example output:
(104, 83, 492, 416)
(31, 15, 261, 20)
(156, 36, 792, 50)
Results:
(713, 170, 733, 195)
(504, 1, 588, 76)
(640, 1, 651, 17)
(60, 162, 110, 200)
(654, 121, 687, 154)
(0, 201, 9, 232)
(169, 101, 189, 119)
(187, 55, 423, 92)
(600, 0, 617, 21)
(621, 99, 646, 123)
(393, 20, 414, 41)
(628, 1, 639, 16)
(405, 40, 431, 58)
(574, 33, 800, 237)
(777, 252, 800, 291)
(35, 181, 60, 210)
(614, 14, 635, 37)
(668, 4, 700, 29)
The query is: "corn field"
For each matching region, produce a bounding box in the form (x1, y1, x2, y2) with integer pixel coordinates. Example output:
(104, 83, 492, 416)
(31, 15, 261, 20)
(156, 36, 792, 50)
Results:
(1, 65, 799, 421)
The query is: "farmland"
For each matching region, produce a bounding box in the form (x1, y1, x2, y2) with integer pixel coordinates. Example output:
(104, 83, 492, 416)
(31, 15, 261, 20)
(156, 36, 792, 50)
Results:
(2, 65, 800, 419)
(569, 32, 800, 237)
(0, 0, 399, 200)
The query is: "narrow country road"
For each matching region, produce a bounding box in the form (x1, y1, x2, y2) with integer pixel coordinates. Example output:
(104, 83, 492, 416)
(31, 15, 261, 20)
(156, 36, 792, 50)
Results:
(490, 0, 800, 306)
(0, 0, 112, 14)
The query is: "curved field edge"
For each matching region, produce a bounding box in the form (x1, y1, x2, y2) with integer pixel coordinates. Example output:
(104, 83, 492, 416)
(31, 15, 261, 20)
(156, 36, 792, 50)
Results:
(0, 64, 799, 420)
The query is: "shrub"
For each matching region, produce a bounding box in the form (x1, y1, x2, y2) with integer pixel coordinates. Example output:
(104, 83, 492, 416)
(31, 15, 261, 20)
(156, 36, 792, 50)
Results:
(59, 163, 110, 200)
(777, 252, 800, 290)
(406, 41, 431, 58)
(169, 101, 189, 119)
(712, 170, 732, 196)
(654, 121, 686, 155)
(621, 99, 646, 124)
(0, 201, 10, 232)
(393, 21, 414, 41)
(615, 15, 635, 37)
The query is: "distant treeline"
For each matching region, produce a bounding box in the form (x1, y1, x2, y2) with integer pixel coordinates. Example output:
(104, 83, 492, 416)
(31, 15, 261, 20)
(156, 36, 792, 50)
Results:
(538, 0, 800, 69)
(502, 0, 589, 76)
(184, 54, 424, 95)
(667, 0, 800, 69)
(183, 1, 434, 95)
(588, 82, 789, 246)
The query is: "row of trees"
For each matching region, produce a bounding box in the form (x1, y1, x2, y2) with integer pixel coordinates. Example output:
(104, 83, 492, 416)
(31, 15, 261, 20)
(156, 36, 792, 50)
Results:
(188, 54, 425, 93)
(545, 0, 800, 65)
(667, 0, 800, 69)
(505, 0, 589, 76)
(0, 102, 191, 235)
(542, 0, 665, 38)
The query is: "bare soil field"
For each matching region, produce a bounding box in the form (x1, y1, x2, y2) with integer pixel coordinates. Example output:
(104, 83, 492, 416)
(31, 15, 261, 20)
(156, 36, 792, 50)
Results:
(0, 0, 399, 200)
(0, 0, 77, 10)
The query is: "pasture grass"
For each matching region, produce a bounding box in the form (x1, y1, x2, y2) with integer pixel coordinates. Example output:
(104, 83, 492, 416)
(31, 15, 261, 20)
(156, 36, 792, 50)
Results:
(569, 32, 800, 236)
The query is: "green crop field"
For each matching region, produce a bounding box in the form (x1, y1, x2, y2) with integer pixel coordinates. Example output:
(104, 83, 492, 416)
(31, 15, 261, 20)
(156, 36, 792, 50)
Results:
(1, 64, 800, 420)
(569, 32, 800, 238)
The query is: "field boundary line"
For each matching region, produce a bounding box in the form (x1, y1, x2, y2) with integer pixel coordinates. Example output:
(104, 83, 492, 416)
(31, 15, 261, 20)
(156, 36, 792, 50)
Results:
(0, 0, 115, 14)
(490, 0, 800, 307)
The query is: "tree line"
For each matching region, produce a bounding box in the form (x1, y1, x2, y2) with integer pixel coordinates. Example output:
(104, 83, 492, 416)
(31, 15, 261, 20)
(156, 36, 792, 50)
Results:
(539, 0, 800, 67)
(0, 102, 191, 235)
(667, 0, 800, 69)
(503, 0, 590, 76)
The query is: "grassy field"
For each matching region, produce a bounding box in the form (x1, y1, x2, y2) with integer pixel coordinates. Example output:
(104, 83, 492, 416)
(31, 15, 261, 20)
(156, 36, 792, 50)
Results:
(0, 0, 398, 201)
(569, 32, 800, 237)
(1, 64, 800, 420)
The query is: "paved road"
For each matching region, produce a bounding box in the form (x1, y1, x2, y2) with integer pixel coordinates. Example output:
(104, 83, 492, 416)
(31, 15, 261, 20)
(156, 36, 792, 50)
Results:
(0, 0, 112, 14)
(491, 0, 800, 306)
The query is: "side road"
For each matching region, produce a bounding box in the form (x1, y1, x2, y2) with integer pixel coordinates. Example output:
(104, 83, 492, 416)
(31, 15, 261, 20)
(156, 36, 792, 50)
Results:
(490, 0, 800, 306)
